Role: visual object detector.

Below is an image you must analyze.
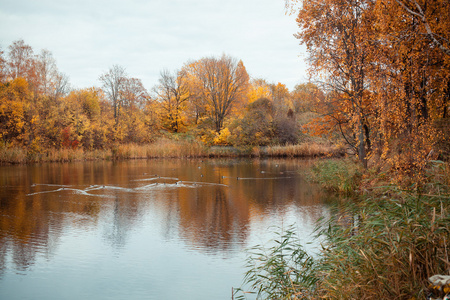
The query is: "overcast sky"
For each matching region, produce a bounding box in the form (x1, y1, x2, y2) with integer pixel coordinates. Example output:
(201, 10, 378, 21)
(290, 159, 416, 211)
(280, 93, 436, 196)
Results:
(0, 0, 308, 91)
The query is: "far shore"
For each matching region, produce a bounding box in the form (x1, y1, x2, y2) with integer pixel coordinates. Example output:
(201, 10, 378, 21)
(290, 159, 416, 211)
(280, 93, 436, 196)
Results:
(0, 140, 346, 165)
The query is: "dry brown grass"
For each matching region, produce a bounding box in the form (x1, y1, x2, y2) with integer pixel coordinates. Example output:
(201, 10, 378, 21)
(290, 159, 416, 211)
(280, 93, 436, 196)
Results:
(265, 142, 345, 158)
(0, 147, 27, 164)
(0, 140, 346, 164)
(112, 139, 207, 159)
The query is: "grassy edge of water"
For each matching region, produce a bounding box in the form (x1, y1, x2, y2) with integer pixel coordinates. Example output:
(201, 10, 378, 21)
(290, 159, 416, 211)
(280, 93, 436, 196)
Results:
(0, 140, 345, 164)
(235, 159, 450, 300)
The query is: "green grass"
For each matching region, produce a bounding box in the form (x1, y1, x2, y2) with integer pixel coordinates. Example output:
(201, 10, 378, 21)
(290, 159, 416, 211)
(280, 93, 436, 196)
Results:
(309, 158, 363, 194)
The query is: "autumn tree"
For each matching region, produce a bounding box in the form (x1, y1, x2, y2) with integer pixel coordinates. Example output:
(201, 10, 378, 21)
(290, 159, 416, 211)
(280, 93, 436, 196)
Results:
(99, 65, 127, 124)
(184, 55, 249, 133)
(0, 78, 30, 145)
(7, 39, 34, 81)
(121, 77, 148, 110)
(393, 0, 450, 57)
(295, 0, 374, 167)
(35, 49, 70, 101)
(291, 82, 323, 113)
(369, 0, 450, 175)
(231, 97, 275, 147)
(153, 69, 190, 132)
(120, 77, 151, 143)
(0, 46, 7, 83)
(248, 78, 271, 104)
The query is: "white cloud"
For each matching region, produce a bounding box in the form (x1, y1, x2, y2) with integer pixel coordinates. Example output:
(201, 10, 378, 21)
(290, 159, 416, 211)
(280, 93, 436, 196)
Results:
(0, 0, 308, 90)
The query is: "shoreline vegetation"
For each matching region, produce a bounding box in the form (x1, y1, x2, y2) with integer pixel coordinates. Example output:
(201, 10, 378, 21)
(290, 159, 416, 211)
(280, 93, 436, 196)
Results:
(235, 158, 450, 300)
(0, 140, 345, 164)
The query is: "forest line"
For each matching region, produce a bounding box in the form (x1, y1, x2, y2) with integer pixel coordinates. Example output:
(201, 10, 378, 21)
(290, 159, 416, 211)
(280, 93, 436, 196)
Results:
(1, 0, 450, 186)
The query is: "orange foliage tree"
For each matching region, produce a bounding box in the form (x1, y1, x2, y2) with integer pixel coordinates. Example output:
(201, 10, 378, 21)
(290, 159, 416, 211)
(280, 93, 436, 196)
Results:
(295, 0, 374, 168)
(293, 0, 449, 179)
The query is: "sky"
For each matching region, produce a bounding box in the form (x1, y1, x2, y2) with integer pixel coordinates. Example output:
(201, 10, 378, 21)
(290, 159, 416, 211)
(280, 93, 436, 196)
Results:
(0, 0, 308, 91)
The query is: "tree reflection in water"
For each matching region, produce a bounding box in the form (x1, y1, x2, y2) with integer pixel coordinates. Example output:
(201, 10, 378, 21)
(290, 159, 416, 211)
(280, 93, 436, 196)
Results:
(0, 159, 331, 299)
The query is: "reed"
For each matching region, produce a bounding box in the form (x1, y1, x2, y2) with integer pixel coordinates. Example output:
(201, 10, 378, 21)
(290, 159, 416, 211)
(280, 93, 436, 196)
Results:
(1, 140, 347, 164)
(234, 225, 318, 300)
(265, 143, 345, 158)
(315, 191, 450, 299)
(0, 146, 27, 164)
(41, 148, 86, 162)
(145, 139, 206, 158)
(236, 168, 450, 299)
(111, 139, 208, 159)
(309, 158, 363, 194)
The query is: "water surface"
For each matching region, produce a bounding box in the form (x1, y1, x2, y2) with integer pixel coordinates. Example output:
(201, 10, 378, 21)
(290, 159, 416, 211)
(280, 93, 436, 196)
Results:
(0, 159, 330, 299)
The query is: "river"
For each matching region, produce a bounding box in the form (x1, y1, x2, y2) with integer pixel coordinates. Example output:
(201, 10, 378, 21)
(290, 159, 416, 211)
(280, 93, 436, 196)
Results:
(0, 158, 330, 300)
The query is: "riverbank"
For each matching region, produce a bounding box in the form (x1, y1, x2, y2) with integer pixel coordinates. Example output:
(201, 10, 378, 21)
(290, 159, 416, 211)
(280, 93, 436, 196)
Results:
(236, 158, 450, 299)
(0, 139, 346, 164)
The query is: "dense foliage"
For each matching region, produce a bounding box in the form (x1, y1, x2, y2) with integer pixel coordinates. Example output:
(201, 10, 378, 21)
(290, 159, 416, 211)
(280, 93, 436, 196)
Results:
(0, 42, 313, 156)
(236, 160, 450, 299)
(294, 0, 449, 180)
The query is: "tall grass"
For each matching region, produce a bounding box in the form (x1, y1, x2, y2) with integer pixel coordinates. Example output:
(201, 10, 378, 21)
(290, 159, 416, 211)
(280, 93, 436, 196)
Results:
(309, 158, 363, 194)
(236, 161, 450, 300)
(0, 147, 27, 164)
(234, 226, 318, 300)
(265, 143, 345, 158)
(1, 140, 346, 164)
(315, 192, 450, 299)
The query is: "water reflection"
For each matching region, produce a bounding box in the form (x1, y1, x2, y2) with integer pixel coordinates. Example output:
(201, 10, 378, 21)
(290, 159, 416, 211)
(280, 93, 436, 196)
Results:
(0, 159, 330, 299)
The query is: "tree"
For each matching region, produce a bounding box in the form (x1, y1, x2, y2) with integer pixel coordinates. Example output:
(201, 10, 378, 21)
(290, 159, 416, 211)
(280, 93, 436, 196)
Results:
(7, 39, 34, 80)
(248, 78, 271, 104)
(99, 65, 127, 124)
(153, 69, 189, 132)
(295, 0, 374, 168)
(0, 78, 31, 144)
(291, 82, 324, 113)
(184, 55, 249, 133)
(369, 0, 450, 176)
(0, 46, 7, 83)
(231, 97, 275, 147)
(35, 49, 70, 100)
(393, 0, 450, 57)
(121, 77, 149, 110)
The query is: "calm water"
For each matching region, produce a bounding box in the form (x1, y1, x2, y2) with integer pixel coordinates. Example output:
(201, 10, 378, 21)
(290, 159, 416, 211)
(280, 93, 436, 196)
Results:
(0, 159, 330, 300)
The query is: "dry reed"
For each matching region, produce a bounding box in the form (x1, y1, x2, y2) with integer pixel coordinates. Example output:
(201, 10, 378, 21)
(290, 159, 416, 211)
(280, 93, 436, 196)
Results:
(265, 142, 345, 158)
(1, 140, 346, 164)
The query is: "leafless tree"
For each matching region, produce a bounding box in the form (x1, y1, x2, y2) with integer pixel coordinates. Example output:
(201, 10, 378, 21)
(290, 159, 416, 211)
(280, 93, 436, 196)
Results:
(99, 65, 127, 123)
(35, 49, 70, 100)
(121, 77, 149, 109)
(8, 39, 34, 80)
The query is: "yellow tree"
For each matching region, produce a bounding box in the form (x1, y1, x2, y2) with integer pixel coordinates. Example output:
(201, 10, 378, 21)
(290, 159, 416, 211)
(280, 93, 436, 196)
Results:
(0, 78, 31, 145)
(248, 78, 271, 104)
(184, 55, 249, 133)
(153, 69, 190, 133)
(120, 77, 150, 143)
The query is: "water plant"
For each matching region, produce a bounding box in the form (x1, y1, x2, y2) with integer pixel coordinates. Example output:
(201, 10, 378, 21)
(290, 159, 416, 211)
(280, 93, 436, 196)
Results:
(236, 188, 450, 299)
(234, 226, 318, 300)
(309, 158, 363, 194)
